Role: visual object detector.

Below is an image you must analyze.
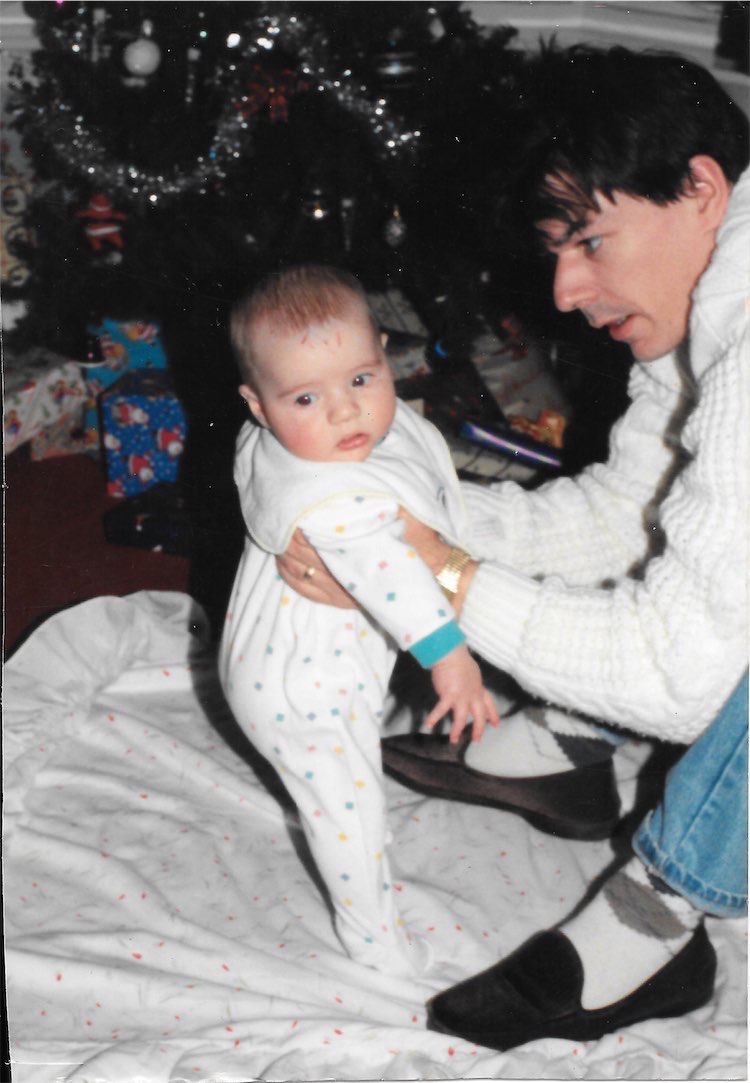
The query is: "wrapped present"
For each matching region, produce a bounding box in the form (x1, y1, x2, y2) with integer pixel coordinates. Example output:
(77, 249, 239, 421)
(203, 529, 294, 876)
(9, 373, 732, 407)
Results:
(367, 289, 429, 338)
(507, 408, 568, 450)
(81, 318, 168, 447)
(29, 402, 87, 460)
(102, 482, 192, 556)
(4, 348, 88, 456)
(99, 370, 187, 499)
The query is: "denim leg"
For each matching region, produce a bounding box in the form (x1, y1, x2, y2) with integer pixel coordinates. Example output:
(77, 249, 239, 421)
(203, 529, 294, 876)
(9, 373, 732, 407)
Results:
(633, 672, 748, 918)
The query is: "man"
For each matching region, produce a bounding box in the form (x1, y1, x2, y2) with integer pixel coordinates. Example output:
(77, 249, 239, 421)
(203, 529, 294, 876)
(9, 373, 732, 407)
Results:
(280, 45, 748, 1050)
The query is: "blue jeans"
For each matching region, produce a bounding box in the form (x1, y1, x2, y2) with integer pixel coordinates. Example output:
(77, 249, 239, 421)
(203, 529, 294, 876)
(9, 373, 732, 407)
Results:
(633, 672, 748, 918)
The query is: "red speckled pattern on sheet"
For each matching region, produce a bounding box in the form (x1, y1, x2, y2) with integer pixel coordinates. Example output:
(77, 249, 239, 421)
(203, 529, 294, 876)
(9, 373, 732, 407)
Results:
(4, 593, 747, 1082)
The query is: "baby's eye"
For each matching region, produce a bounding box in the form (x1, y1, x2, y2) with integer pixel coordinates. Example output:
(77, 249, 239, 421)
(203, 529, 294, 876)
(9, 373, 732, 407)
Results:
(580, 235, 602, 254)
(352, 373, 372, 388)
(294, 392, 317, 407)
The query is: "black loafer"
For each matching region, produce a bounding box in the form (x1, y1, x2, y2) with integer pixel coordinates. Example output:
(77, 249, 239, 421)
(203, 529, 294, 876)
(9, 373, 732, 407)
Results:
(381, 732, 620, 841)
(427, 924, 716, 1051)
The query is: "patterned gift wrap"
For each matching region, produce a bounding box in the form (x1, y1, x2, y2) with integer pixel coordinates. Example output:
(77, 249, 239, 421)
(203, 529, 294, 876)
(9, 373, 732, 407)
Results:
(99, 370, 187, 498)
(81, 318, 168, 449)
(29, 402, 87, 461)
(4, 349, 87, 456)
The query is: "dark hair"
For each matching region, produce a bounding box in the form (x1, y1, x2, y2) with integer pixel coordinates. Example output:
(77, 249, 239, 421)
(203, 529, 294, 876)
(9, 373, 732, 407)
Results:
(231, 264, 375, 384)
(504, 44, 749, 233)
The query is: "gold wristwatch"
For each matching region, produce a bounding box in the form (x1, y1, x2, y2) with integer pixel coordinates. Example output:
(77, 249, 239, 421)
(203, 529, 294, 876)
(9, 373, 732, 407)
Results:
(436, 546, 472, 599)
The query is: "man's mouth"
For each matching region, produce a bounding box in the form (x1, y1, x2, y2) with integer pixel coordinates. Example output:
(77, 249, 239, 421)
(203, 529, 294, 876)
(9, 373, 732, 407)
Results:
(606, 315, 634, 341)
(586, 312, 633, 340)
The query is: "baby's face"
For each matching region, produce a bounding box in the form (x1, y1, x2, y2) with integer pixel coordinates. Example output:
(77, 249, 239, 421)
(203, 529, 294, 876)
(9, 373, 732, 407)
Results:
(241, 310, 396, 463)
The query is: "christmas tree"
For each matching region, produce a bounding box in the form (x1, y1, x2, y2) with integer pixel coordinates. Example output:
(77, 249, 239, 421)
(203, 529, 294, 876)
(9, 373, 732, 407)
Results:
(8, 1, 549, 629)
(7, 1, 527, 356)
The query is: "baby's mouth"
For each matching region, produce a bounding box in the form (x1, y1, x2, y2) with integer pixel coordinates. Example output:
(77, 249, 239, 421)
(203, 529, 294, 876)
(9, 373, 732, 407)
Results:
(337, 433, 368, 451)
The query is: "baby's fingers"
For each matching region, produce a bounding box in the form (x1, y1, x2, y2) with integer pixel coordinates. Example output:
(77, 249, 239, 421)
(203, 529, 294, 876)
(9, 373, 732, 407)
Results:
(424, 697, 451, 732)
(469, 692, 502, 742)
(484, 691, 501, 730)
(449, 712, 471, 745)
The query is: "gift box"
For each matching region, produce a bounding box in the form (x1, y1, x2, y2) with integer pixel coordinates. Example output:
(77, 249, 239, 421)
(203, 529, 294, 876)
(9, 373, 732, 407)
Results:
(99, 370, 187, 498)
(4, 347, 88, 456)
(102, 482, 192, 556)
(81, 318, 168, 448)
(29, 402, 88, 460)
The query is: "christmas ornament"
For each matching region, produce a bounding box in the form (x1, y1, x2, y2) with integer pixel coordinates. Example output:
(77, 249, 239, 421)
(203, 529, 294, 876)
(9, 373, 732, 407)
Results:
(384, 205, 407, 247)
(0, 155, 33, 289)
(374, 28, 419, 90)
(10, 6, 428, 207)
(301, 187, 330, 221)
(76, 192, 127, 253)
(184, 46, 201, 107)
(90, 7, 108, 64)
(240, 62, 307, 124)
(340, 196, 355, 252)
(375, 51, 418, 85)
(123, 20, 162, 79)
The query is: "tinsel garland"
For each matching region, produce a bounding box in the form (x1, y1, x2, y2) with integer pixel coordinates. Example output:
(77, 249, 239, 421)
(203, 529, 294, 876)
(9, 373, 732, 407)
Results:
(12, 8, 423, 208)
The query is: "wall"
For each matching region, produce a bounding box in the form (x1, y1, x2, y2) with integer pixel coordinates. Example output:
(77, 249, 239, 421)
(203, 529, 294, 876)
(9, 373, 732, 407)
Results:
(1, 1, 747, 106)
(465, 1, 749, 115)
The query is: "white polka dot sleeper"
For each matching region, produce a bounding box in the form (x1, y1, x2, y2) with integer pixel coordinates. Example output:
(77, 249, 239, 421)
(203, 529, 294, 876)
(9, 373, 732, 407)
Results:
(219, 401, 470, 976)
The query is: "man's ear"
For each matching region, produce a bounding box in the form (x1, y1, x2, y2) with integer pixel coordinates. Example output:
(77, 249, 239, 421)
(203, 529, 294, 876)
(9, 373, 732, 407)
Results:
(239, 383, 268, 427)
(685, 155, 731, 231)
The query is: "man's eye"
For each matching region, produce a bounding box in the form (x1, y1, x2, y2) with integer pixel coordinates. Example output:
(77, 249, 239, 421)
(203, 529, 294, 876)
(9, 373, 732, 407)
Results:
(581, 235, 602, 253)
(352, 373, 372, 387)
(295, 392, 317, 407)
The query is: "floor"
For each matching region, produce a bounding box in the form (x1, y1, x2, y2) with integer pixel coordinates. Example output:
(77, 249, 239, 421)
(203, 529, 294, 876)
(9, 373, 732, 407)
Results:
(4, 447, 192, 657)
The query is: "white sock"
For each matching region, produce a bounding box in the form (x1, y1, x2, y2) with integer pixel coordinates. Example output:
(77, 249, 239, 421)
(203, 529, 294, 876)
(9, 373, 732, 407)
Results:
(463, 704, 615, 778)
(563, 855, 701, 1009)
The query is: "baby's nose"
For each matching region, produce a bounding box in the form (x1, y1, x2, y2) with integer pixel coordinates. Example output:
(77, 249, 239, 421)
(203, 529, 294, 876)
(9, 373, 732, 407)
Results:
(329, 392, 360, 423)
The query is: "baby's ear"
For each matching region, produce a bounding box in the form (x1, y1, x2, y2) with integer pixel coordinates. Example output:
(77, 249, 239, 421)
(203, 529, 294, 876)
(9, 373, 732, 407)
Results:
(239, 383, 268, 427)
(380, 331, 389, 350)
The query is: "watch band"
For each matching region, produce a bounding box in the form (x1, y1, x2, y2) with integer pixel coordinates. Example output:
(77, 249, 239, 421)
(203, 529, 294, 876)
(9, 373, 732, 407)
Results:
(436, 546, 472, 598)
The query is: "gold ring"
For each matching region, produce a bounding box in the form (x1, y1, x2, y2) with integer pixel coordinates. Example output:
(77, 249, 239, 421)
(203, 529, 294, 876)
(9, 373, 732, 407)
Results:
(303, 566, 316, 580)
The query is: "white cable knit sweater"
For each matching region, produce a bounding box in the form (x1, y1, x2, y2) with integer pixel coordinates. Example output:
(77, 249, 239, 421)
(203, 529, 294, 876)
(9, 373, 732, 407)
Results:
(460, 168, 750, 743)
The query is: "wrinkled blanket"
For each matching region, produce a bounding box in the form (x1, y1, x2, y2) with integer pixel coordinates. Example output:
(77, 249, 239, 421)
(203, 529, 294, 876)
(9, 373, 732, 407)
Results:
(5, 592, 747, 1082)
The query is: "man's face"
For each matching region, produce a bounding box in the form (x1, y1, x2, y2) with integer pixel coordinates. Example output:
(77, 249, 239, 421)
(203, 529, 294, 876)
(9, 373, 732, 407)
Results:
(539, 187, 718, 362)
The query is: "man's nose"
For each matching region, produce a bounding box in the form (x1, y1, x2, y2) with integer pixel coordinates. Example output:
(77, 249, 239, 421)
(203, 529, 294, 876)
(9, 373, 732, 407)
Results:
(553, 253, 596, 313)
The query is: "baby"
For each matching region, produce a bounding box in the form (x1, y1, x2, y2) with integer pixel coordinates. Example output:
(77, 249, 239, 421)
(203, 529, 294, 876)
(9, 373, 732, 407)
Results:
(219, 264, 498, 977)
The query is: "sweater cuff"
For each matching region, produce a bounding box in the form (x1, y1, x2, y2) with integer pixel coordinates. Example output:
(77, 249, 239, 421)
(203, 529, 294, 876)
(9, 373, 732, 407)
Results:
(460, 562, 540, 670)
(409, 620, 466, 668)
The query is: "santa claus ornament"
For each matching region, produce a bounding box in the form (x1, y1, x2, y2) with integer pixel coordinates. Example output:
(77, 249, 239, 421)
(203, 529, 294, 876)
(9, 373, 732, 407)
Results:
(76, 193, 127, 262)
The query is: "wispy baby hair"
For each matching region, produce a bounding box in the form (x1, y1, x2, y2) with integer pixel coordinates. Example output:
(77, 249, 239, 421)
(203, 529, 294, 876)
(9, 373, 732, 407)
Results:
(231, 264, 374, 384)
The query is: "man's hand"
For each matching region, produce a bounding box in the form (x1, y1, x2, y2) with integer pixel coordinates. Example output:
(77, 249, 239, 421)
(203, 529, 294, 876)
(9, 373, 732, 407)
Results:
(424, 644, 501, 744)
(398, 508, 451, 574)
(399, 509, 478, 617)
(276, 529, 357, 608)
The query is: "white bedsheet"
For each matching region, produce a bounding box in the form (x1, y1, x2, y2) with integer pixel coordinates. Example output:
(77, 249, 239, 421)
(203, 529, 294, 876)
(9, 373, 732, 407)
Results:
(5, 592, 747, 1082)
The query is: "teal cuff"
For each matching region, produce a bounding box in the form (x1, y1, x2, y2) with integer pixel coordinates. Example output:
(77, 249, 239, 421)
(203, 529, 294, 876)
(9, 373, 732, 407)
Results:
(409, 620, 466, 668)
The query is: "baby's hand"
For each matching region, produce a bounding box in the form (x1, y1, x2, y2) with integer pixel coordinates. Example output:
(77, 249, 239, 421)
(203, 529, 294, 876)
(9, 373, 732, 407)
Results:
(425, 644, 501, 744)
